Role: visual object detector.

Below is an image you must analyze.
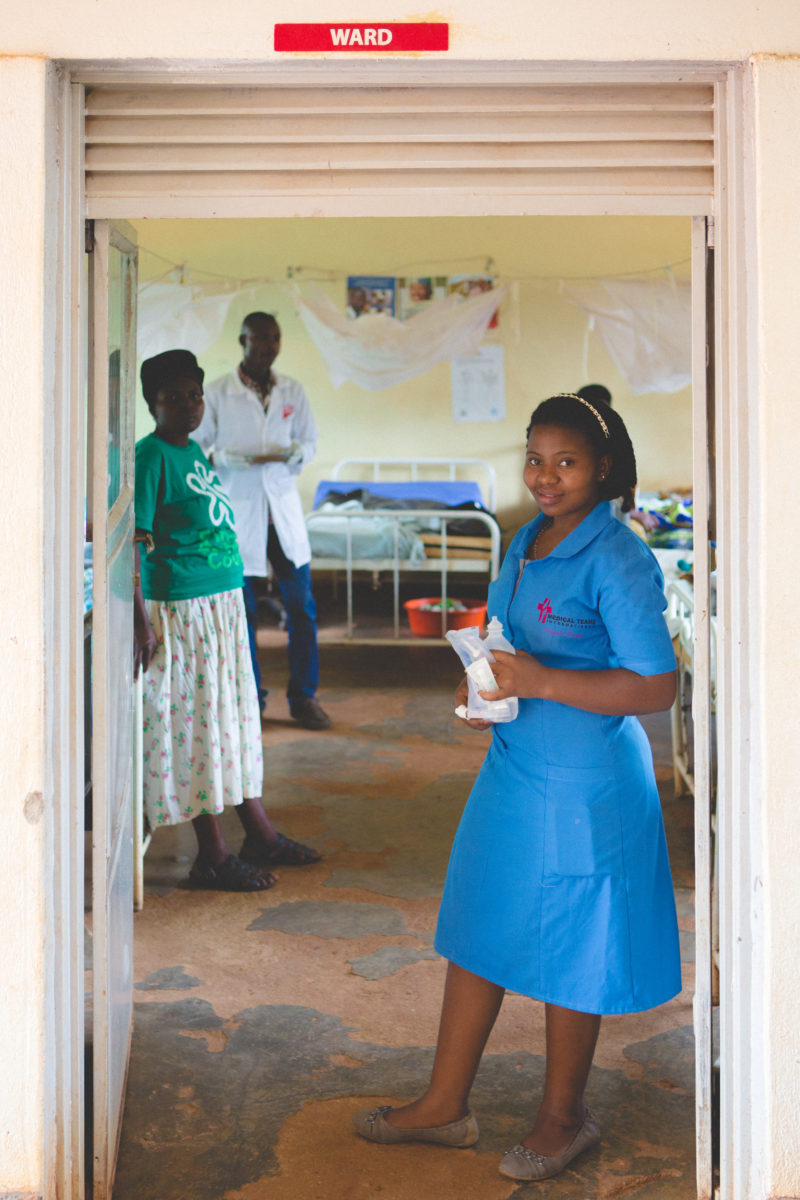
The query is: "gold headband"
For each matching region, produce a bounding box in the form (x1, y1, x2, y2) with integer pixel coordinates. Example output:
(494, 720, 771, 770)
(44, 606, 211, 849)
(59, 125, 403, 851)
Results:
(552, 392, 610, 439)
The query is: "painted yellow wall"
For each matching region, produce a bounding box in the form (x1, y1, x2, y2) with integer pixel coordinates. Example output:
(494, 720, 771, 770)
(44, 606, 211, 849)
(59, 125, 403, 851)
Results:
(133, 216, 691, 530)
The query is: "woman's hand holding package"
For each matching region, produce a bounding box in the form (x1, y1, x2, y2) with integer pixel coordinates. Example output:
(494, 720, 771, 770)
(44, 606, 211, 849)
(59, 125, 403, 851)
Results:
(481, 650, 677, 714)
(479, 648, 547, 700)
(454, 676, 492, 731)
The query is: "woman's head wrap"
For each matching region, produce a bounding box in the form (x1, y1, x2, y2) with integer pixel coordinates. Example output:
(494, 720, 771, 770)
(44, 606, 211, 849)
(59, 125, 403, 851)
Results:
(140, 349, 204, 406)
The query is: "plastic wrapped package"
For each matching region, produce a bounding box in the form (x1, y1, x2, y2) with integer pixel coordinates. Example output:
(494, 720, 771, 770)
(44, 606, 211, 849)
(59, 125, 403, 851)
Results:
(447, 618, 518, 723)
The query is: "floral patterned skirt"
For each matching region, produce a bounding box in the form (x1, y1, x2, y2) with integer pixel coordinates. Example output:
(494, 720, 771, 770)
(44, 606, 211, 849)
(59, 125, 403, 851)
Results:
(142, 588, 263, 828)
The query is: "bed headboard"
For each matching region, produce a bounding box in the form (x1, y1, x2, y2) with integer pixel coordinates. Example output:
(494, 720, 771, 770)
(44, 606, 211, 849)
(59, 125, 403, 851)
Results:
(330, 457, 498, 513)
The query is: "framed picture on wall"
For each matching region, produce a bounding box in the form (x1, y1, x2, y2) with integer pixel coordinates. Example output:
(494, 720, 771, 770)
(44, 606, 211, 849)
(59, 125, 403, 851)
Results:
(397, 275, 448, 320)
(346, 275, 397, 318)
(448, 274, 499, 328)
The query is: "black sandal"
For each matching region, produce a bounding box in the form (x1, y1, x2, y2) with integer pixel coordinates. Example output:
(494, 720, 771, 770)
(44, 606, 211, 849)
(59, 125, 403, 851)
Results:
(240, 833, 322, 868)
(186, 853, 277, 892)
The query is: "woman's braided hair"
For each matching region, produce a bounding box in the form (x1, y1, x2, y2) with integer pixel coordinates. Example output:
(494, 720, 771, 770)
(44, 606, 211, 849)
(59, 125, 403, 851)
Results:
(525, 393, 638, 513)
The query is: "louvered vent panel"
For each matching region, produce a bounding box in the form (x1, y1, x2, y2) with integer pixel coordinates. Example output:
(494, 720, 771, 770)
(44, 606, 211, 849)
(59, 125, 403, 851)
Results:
(84, 83, 715, 215)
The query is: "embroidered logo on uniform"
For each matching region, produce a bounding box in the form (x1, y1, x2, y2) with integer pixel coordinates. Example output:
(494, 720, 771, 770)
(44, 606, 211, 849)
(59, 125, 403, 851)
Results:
(282, 404, 295, 419)
(185, 460, 236, 530)
(536, 597, 598, 639)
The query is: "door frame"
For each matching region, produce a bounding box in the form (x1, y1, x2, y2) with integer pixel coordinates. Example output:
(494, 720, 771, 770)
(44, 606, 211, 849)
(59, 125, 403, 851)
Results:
(45, 58, 758, 1200)
(88, 216, 139, 1200)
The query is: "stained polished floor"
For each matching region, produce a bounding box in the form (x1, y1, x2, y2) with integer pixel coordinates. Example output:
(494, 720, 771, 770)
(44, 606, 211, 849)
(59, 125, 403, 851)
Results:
(111, 629, 696, 1200)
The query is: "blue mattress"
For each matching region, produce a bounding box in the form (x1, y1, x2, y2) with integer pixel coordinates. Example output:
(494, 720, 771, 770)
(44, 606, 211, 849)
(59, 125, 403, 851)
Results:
(313, 479, 485, 509)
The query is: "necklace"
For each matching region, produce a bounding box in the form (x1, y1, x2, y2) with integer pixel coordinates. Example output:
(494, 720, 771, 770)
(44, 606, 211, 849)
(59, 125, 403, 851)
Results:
(530, 517, 554, 560)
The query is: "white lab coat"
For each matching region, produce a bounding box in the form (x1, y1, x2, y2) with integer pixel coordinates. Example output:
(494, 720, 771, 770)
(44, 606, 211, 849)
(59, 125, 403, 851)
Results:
(195, 369, 317, 573)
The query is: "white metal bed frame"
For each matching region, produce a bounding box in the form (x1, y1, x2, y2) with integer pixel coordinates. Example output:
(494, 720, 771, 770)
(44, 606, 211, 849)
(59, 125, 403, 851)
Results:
(666, 575, 720, 1006)
(666, 577, 717, 798)
(307, 457, 501, 640)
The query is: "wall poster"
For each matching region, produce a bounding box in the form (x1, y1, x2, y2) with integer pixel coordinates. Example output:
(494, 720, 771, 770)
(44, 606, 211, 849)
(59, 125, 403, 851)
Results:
(346, 275, 396, 318)
(397, 275, 448, 320)
(448, 274, 499, 328)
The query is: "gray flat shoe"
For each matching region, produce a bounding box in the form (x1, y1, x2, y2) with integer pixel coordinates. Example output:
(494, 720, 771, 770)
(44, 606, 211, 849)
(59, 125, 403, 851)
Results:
(499, 1110, 600, 1181)
(353, 1105, 479, 1147)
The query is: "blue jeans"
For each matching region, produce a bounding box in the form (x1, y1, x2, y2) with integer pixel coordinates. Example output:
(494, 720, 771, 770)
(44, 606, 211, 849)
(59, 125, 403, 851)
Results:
(243, 525, 319, 709)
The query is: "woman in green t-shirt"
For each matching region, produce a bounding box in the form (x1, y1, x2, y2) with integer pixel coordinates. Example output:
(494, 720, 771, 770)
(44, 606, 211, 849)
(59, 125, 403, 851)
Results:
(133, 350, 320, 890)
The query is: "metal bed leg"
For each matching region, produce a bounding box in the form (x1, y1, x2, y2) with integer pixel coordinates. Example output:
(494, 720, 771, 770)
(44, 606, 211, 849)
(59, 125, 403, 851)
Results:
(440, 521, 449, 638)
(393, 522, 400, 639)
(346, 523, 354, 639)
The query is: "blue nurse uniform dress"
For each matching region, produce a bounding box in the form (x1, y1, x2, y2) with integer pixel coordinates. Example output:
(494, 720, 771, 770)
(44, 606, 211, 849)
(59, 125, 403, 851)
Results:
(434, 502, 681, 1015)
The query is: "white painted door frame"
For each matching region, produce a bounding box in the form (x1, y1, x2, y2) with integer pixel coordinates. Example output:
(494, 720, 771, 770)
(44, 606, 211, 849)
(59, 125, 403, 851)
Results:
(690, 214, 715, 1200)
(44, 66, 88, 1200)
(88, 216, 139, 1200)
(45, 58, 758, 1200)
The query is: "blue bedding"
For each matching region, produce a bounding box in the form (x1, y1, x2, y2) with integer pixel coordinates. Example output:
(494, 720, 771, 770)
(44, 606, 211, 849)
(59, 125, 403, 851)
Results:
(312, 479, 486, 510)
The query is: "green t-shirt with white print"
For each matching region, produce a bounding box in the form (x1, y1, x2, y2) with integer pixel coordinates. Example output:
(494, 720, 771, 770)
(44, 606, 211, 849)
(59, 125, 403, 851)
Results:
(135, 433, 243, 601)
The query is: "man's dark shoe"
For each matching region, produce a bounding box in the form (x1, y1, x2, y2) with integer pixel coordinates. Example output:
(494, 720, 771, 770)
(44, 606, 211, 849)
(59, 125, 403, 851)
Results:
(290, 696, 332, 730)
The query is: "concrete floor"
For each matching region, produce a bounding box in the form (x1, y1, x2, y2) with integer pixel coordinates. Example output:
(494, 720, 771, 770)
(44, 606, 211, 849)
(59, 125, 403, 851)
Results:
(111, 621, 697, 1200)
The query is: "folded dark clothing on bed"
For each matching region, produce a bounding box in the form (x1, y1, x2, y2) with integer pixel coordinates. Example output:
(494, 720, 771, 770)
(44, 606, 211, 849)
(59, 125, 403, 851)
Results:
(320, 489, 493, 536)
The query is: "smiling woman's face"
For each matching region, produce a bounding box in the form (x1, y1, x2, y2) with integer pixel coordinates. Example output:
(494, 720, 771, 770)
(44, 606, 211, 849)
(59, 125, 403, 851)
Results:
(524, 424, 609, 527)
(152, 375, 204, 445)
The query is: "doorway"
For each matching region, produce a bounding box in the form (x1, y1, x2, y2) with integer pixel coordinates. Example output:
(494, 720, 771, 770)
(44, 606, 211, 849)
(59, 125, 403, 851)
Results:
(51, 63, 735, 1200)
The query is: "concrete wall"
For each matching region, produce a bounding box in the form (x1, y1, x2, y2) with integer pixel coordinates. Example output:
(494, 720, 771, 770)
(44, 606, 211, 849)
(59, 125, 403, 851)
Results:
(133, 216, 692, 529)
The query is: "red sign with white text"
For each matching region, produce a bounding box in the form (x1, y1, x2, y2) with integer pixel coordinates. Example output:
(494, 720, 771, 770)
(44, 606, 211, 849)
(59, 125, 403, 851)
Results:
(274, 22, 449, 51)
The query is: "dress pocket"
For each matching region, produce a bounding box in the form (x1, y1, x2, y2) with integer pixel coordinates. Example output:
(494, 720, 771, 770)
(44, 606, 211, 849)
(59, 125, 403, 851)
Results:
(543, 764, 624, 878)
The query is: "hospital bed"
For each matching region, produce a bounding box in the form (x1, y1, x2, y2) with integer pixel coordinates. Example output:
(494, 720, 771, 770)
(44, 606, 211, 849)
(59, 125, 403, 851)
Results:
(664, 570, 720, 1000)
(665, 575, 717, 798)
(305, 457, 502, 639)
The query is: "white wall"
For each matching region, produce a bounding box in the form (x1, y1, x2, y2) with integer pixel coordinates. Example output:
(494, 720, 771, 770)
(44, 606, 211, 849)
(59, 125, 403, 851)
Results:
(752, 54, 800, 1199)
(0, 0, 800, 60)
(0, 57, 47, 1196)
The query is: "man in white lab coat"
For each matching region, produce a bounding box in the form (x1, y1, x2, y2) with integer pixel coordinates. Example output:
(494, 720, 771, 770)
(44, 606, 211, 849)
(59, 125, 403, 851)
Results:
(196, 312, 331, 730)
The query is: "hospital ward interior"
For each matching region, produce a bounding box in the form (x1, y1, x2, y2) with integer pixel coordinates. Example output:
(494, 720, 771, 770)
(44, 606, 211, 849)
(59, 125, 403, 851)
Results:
(85, 214, 711, 1199)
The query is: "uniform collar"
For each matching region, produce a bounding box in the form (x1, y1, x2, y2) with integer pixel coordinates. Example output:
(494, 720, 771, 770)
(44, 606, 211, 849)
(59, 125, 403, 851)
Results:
(526, 501, 613, 559)
(237, 363, 277, 403)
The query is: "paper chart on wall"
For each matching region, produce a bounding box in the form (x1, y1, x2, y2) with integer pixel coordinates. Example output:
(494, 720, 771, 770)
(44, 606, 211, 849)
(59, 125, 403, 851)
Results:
(451, 345, 506, 423)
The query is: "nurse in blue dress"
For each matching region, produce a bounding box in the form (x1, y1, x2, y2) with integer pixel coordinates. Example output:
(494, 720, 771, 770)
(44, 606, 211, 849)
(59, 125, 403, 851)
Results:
(354, 393, 680, 1182)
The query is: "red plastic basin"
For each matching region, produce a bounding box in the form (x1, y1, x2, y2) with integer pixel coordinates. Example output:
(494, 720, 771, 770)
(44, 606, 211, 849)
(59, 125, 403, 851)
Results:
(403, 597, 487, 637)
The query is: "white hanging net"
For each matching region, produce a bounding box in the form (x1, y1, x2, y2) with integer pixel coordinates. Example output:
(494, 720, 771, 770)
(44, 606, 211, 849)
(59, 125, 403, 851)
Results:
(566, 278, 691, 395)
(292, 282, 508, 391)
(137, 282, 242, 361)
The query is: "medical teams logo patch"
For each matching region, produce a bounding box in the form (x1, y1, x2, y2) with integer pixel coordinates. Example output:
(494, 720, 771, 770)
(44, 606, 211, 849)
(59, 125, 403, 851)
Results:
(536, 596, 598, 639)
